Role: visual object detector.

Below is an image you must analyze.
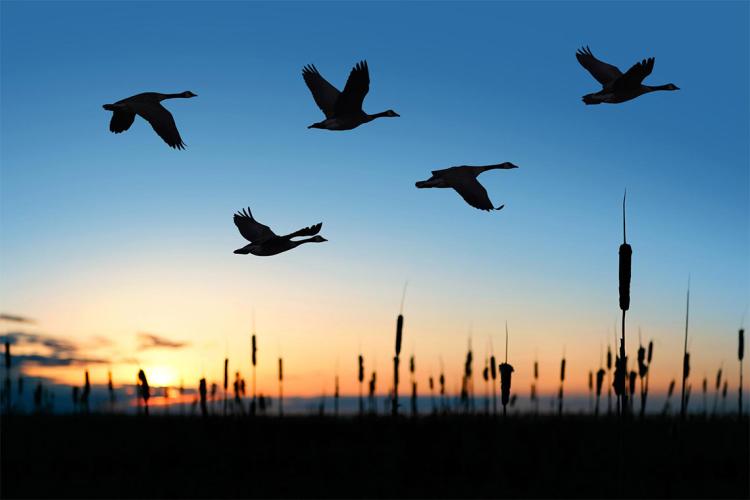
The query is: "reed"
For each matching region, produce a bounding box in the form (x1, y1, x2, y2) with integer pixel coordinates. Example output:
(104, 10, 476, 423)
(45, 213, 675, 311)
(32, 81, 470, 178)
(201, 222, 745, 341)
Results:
(628, 370, 636, 413)
(490, 354, 497, 415)
(533, 357, 539, 415)
(358, 354, 364, 415)
(368, 371, 376, 414)
(640, 339, 653, 417)
(606, 344, 612, 414)
(279, 357, 283, 417)
(463, 343, 473, 414)
(595, 368, 605, 416)
(558, 355, 566, 416)
(107, 370, 115, 411)
(224, 358, 229, 416)
(410, 355, 417, 416)
(662, 379, 676, 415)
(588, 370, 593, 413)
(393, 312, 403, 416)
(138, 369, 150, 416)
(701, 376, 708, 416)
(4, 341, 10, 414)
(439, 372, 445, 413)
(334, 375, 340, 417)
(251, 334, 257, 416)
(499, 323, 514, 417)
(722, 379, 728, 414)
(680, 280, 690, 420)
(712, 366, 723, 416)
(739, 328, 744, 418)
(199, 378, 207, 417)
(618, 190, 632, 415)
(81, 370, 90, 414)
(429, 375, 436, 414)
(482, 359, 489, 415)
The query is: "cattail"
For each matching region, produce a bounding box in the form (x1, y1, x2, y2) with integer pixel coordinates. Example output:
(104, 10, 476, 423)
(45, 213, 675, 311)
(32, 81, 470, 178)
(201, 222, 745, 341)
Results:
(712, 366, 723, 416)
(499, 363, 514, 416)
(393, 313, 403, 416)
(647, 341, 653, 364)
(108, 371, 115, 406)
(680, 279, 690, 420)
(138, 369, 150, 416)
(739, 329, 744, 418)
(199, 378, 207, 417)
(334, 375, 339, 417)
(606, 344, 613, 414)
(357, 354, 364, 415)
(588, 370, 593, 413)
(558, 356, 566, 416)
(662, 379, 676, 415)
(595, 368, 605, 416)
(533, 360, 538, 380)
(641, 339, 654, 417)
(490, 354, 497, 415)
(560, 357, 566, 382)
(368, 371, 377, 414)
(618, 191, 632, 415)
(276, 357, 283, 417)
(223, 358, 229, 416)
(628, 370, 637, 412)
(4, 341, 9, 370)
(411, 381, 418, 416)
(722, 380, 728, 413)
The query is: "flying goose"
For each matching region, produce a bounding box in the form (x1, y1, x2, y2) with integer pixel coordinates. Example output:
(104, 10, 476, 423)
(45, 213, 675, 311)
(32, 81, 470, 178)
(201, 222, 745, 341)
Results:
(102, 91, 197, 149)
(233, 208, 327, 256)
(415, 163, 519, 211)
(576, 46, 678, 105)
(302, 60, 399, 130)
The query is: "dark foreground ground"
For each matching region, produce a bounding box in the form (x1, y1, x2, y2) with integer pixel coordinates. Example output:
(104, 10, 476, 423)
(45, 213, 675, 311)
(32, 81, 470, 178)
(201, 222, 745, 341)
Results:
(1, 414, 748, 498)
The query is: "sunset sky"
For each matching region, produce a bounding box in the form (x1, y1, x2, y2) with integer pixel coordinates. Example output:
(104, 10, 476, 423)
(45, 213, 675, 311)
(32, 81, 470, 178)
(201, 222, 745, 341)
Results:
(1, 1, 747, 403)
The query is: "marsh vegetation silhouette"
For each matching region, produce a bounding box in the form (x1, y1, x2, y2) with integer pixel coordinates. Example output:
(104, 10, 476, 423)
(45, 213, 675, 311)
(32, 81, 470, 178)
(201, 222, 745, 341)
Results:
(302, 60, 399, 130)
(575, 46, 679, 105)
(232, 208, 327, 256)
(415, 163, 518, 211)
(102, 91, 197, 149)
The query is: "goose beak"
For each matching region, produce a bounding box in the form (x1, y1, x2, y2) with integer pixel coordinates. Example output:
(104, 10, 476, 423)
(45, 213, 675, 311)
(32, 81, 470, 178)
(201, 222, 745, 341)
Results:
(415, 180, 427, 188)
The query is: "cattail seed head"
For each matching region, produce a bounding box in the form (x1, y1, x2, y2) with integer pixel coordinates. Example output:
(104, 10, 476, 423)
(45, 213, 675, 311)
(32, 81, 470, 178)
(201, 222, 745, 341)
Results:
(618, 191, 632, 312)
(490, 356, 497, 380)
(410, 355, 415, 374)
(108, 371, 114, 392)
(628, 370, 637, 396)
(613, 356, 627, 396)
(638, 345, 648, 378)
(439, 373, 445, 395)
(647, 340, 653, 363)
(588, 370, 593, 391)
(668, 379, 676, 397)
(138, 369, 150, 403)
(278, 358, 283, 381)
(560, 358, 566, 382)
(739, 329, 745, 361)
(683, 352, 691, 380)
(223, 358, 229, 391)
(429, 376, 434, 390)
(358, 355, 364, 383)
(199, 378, 207, 415)
(715, 368, 722, 390)
(251, 335, 257, 367)
(530, 383, 536, 400)
(533, 360, 538, 380)
(395, 314, 403, 356)
(4, 341, 10, 369)
(482, 366, 489, 382)
(596, 368, 605, 396)
(722, 380, 728, 398)
(702, 377, 707, 394)
(499, 363, 514, 406)
(607, 346, 612, 370)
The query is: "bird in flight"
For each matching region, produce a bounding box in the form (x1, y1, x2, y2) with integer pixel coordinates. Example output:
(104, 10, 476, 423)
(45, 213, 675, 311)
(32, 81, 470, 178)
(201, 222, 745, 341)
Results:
(575, 46, 678, 105)
(416, 163, 519, 211)
(102, 91, 197, 149)
(302, 60, 399, 130)
(232, 208, 327, 256)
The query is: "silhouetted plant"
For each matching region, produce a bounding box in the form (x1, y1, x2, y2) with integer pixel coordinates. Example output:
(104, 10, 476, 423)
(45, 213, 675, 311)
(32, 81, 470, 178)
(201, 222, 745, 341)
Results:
(490, 354, 497, 415)
(138, 369, 150, 416)
(334, 375, 340, 417)
(558, 355, 566, 416)
(722, 379, 728, 414)
(639, 339, 653, 417)
(464, 340, 473, 413)
(499, 323, 514, 417)
(588, 370, 593, 413)
(223, 358, 229, 416)
(713, 366, 723, 416)
(739, 328, 744, 418)
(199, 378, 207, 417)
(701, 376, 708, 417)
(278, 357, 283, 417)
(393, 312, 403, 416)
(439, 371, 446, 413)
(618, 190, 633, 415)
(482, 359, 489, 415)
(358, 354, 364, 415)
(210, 382, 217, 415)
(108, 370, 115, 411)
(33, 382, 42, 413)
(80, 370, 91, 414)
(680, 280, 691, 421)
(368, 371, 376, 414)
(595, 368, 605, 416)
(628, 370, 637, 413)
(429, 375, 436, 414)
(533, 357, 539, 415)
(607, 344, 613, 414)
(662, 379, 676, 416)
(251, 333, 257, 416)
(410, 355, 417, 416)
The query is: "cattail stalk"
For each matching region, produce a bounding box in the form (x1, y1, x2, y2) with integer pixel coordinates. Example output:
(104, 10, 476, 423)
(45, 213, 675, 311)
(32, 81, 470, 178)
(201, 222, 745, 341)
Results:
(393, 313, 403, 416)
(499, 323, 513, 418)
(278, 357, 283, 417)
(680, 280, 690, 421)
(606, 344, 612, 415)
(334, 375, 339, 417)
(223, 358, 229, 417)
(595, 368, 605, 416)
(490, 354, 497, 416)
(558, 355, 566, 416)
(251, 334, 257, 416)
(138, 369, 150, 416)
(358, 354, 364, 415)
(533, 358, 539, 415)
(199, 378, 207, 417)
(618, 190, 632, 416)
(739, 328, 744, 418)
(712, 366, 722, 416)
(4, 341, 10, 414)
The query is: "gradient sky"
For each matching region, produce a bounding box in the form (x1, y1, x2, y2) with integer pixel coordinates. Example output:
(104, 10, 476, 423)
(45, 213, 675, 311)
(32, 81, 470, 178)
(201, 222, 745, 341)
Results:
(1, 1, 748, 400)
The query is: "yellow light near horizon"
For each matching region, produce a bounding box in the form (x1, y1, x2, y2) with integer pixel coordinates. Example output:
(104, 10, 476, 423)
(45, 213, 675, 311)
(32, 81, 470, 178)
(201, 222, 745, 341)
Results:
(144, 365, 178, 388)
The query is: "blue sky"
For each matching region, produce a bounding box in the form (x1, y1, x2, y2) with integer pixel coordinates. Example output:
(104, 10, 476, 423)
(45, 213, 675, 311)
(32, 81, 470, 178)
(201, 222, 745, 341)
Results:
(0, 1, 747, 396)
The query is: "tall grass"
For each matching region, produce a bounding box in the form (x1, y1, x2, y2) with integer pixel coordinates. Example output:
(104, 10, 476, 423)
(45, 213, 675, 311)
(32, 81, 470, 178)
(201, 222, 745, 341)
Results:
(533, 358, 539, 415)
(278, 357, 283, 417)
(739, 328, 744, 418)
(662, 379, 676, 416)
(251, 334, 257, 416)
(680, 280, 690, 421)
(607, 344, 612, 415)
(358, 354, 364, 415)
(712, 365, 723, 416)
(490, 354, 497, 416)
(410, 355, 417, 416)
(393, 312, 403, 416)
(558, 355, 566, 416)
(595, 368, 605, 416)
(81, 370, 90, 414)
(482, 358, 489, 415)
(368, 371, 376, 414)
(224, 358, 229, 416)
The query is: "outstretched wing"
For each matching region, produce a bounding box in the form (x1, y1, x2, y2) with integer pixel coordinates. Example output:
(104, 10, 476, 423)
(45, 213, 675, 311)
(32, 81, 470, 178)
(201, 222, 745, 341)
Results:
(302, 65, 340, 118)
(281, 222, 323, 239)
(233, 208, 276, 243)
(451, 177, 497, 211)
(131, 102, 186, 149)
(576, 46, 622, 86)
(613, 57, 655, 90)
(335, 60, 370, 115)
(109, 111, 136, 133)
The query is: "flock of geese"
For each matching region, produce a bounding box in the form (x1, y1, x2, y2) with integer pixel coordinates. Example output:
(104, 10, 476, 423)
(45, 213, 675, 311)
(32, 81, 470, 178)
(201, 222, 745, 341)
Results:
(102, 47, 679, 257)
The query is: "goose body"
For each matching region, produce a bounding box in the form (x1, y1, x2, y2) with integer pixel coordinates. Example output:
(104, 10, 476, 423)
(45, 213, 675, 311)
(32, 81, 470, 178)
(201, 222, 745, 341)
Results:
(302, 60, 399, 130)
(233, 208, 327, 257)
(102, 91, 196, 148)
(416, 163, 518, 211)
(576, 46, 678, 105)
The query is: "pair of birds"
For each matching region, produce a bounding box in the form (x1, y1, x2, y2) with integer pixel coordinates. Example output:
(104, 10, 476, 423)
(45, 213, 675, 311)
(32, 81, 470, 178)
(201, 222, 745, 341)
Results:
(102, 47, 679, 257)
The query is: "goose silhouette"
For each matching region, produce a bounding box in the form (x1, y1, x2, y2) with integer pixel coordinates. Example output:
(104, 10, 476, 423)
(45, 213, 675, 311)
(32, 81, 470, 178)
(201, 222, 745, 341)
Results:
(302, 60, 399, 130)
(576, 47, 678, 105)
(416, 163, 518, 211)
(102, 91, 197, 149)
(233, 208, 327, 256)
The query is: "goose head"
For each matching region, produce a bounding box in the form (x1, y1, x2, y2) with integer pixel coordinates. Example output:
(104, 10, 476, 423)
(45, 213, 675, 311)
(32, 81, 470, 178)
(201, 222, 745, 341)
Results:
(663, 83, 679, 91)
(310, 235, 327, 243)
(383, 109, 400, 117)
(181, 91, 198, 98)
